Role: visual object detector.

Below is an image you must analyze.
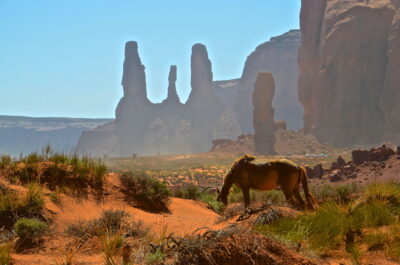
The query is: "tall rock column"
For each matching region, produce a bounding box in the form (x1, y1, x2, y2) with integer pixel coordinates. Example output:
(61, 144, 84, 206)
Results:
(166, 65, 180, 103)
(115, 41, 154, 156)
(186, 44, 225, 152)
(253, 72, 276, 155)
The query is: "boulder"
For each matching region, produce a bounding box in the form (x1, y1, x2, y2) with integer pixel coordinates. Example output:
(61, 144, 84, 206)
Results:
(352, 150, 370, 165)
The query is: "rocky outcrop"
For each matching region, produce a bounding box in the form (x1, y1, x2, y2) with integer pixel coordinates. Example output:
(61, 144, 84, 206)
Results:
(76, 42, 227, 157)
(235, 30, 302, 132)
(299, 0, 400, 146)
(253, 73, 276, 155)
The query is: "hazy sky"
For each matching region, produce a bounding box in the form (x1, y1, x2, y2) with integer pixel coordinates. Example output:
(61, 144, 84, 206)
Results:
(0, 1, 301, 118)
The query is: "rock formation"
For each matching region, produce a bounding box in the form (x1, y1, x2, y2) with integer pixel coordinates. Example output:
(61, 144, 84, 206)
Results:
(253, 73, 276, 155)
(235, 30, 302, 132)
(299, 0, 400, 146)
(76, 42, 227, 157)
(186, 44, 225, 152)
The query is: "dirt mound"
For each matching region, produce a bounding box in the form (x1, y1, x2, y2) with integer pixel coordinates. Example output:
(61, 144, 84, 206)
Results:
(165, 228, 318, 265)
(45, 173, 221, 236)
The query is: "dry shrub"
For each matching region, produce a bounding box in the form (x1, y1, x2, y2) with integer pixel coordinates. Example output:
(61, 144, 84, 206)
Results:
(120, 173, 170, 212)
(66, 210, 148, 240)
(163, 228, 316, 265)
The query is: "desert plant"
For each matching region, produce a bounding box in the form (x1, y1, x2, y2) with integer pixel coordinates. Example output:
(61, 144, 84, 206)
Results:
(146, 248, 164, 264)
(120, 173, 170, 212)
(0, 242, 12, 265)
(102, 232, 124, 265)
(14, 218, 48, 243)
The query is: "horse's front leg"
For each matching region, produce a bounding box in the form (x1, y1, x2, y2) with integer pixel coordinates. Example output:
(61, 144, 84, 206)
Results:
(241, 185, 250, 208)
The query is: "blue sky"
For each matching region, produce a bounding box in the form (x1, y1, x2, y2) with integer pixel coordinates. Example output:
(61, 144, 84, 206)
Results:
(0, 0, 301, 118)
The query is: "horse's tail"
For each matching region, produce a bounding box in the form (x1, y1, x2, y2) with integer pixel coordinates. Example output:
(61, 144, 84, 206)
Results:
(299, 166, 317, 209)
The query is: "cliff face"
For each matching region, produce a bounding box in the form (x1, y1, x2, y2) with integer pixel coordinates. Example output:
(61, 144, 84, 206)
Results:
(299, 0, 400, 146)
(76, 42, 227, 157)
(234, 30, 302, 132)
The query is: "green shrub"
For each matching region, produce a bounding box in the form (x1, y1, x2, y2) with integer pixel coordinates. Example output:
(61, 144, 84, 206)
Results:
(120, 173, 170, 212)
(365, 182, 400, 203)
(172, 184, 201, 200)
(14, 218, 48, 242)
(199, 193, 224, 214)
(350, 199, 394, 228)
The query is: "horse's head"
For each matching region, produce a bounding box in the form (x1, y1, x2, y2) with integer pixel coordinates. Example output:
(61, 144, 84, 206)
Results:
(217, 154, 256, 206)
(216, 187, 228, 205)
(217, 171, 234, 206)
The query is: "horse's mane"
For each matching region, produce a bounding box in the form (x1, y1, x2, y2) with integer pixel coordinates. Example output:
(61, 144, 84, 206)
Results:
(224, 154, 256, 183)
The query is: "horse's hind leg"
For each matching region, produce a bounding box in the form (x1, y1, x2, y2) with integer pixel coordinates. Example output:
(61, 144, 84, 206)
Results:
(293, 189, 305, 210)
(281, 187, 299, 209)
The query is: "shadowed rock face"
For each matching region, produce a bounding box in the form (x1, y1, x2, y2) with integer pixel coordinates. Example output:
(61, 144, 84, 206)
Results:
(253, 73, 276, 155)
(299, 0, 400, 146)
(76, 42, 227, 157)
(234, 30, 302, 133)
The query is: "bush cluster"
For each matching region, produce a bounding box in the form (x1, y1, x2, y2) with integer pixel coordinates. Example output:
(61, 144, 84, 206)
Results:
(120, 172, 170, 212)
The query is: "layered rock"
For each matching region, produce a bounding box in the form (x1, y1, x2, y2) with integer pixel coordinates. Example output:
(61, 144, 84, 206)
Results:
(299, 0, 400, 146)
(253, 73, 276, 155)
(235, 30, 302, 132)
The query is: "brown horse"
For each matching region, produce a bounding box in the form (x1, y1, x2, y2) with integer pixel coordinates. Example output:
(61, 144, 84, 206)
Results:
(217, 155, 316, 210)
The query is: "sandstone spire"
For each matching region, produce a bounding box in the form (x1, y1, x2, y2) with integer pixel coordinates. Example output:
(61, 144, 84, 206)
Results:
(165, 65, 180, 103)
(253, 72, 276, 155)
(187, 43, 213, 105)
(121, 41, 147, 101)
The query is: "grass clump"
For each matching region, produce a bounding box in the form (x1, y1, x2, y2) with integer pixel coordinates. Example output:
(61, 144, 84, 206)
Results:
(256, 192, 397, 261)
(0, 155, 11, 170)
(101, 232, 125, 265)
(0, 183, 44, 227)
(5, 147, 107, 192)
(313, 183, 358, 204)
(14, 218, 48, 243)
(120, 172, 170, 212)
(0, 242, 13, 265)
